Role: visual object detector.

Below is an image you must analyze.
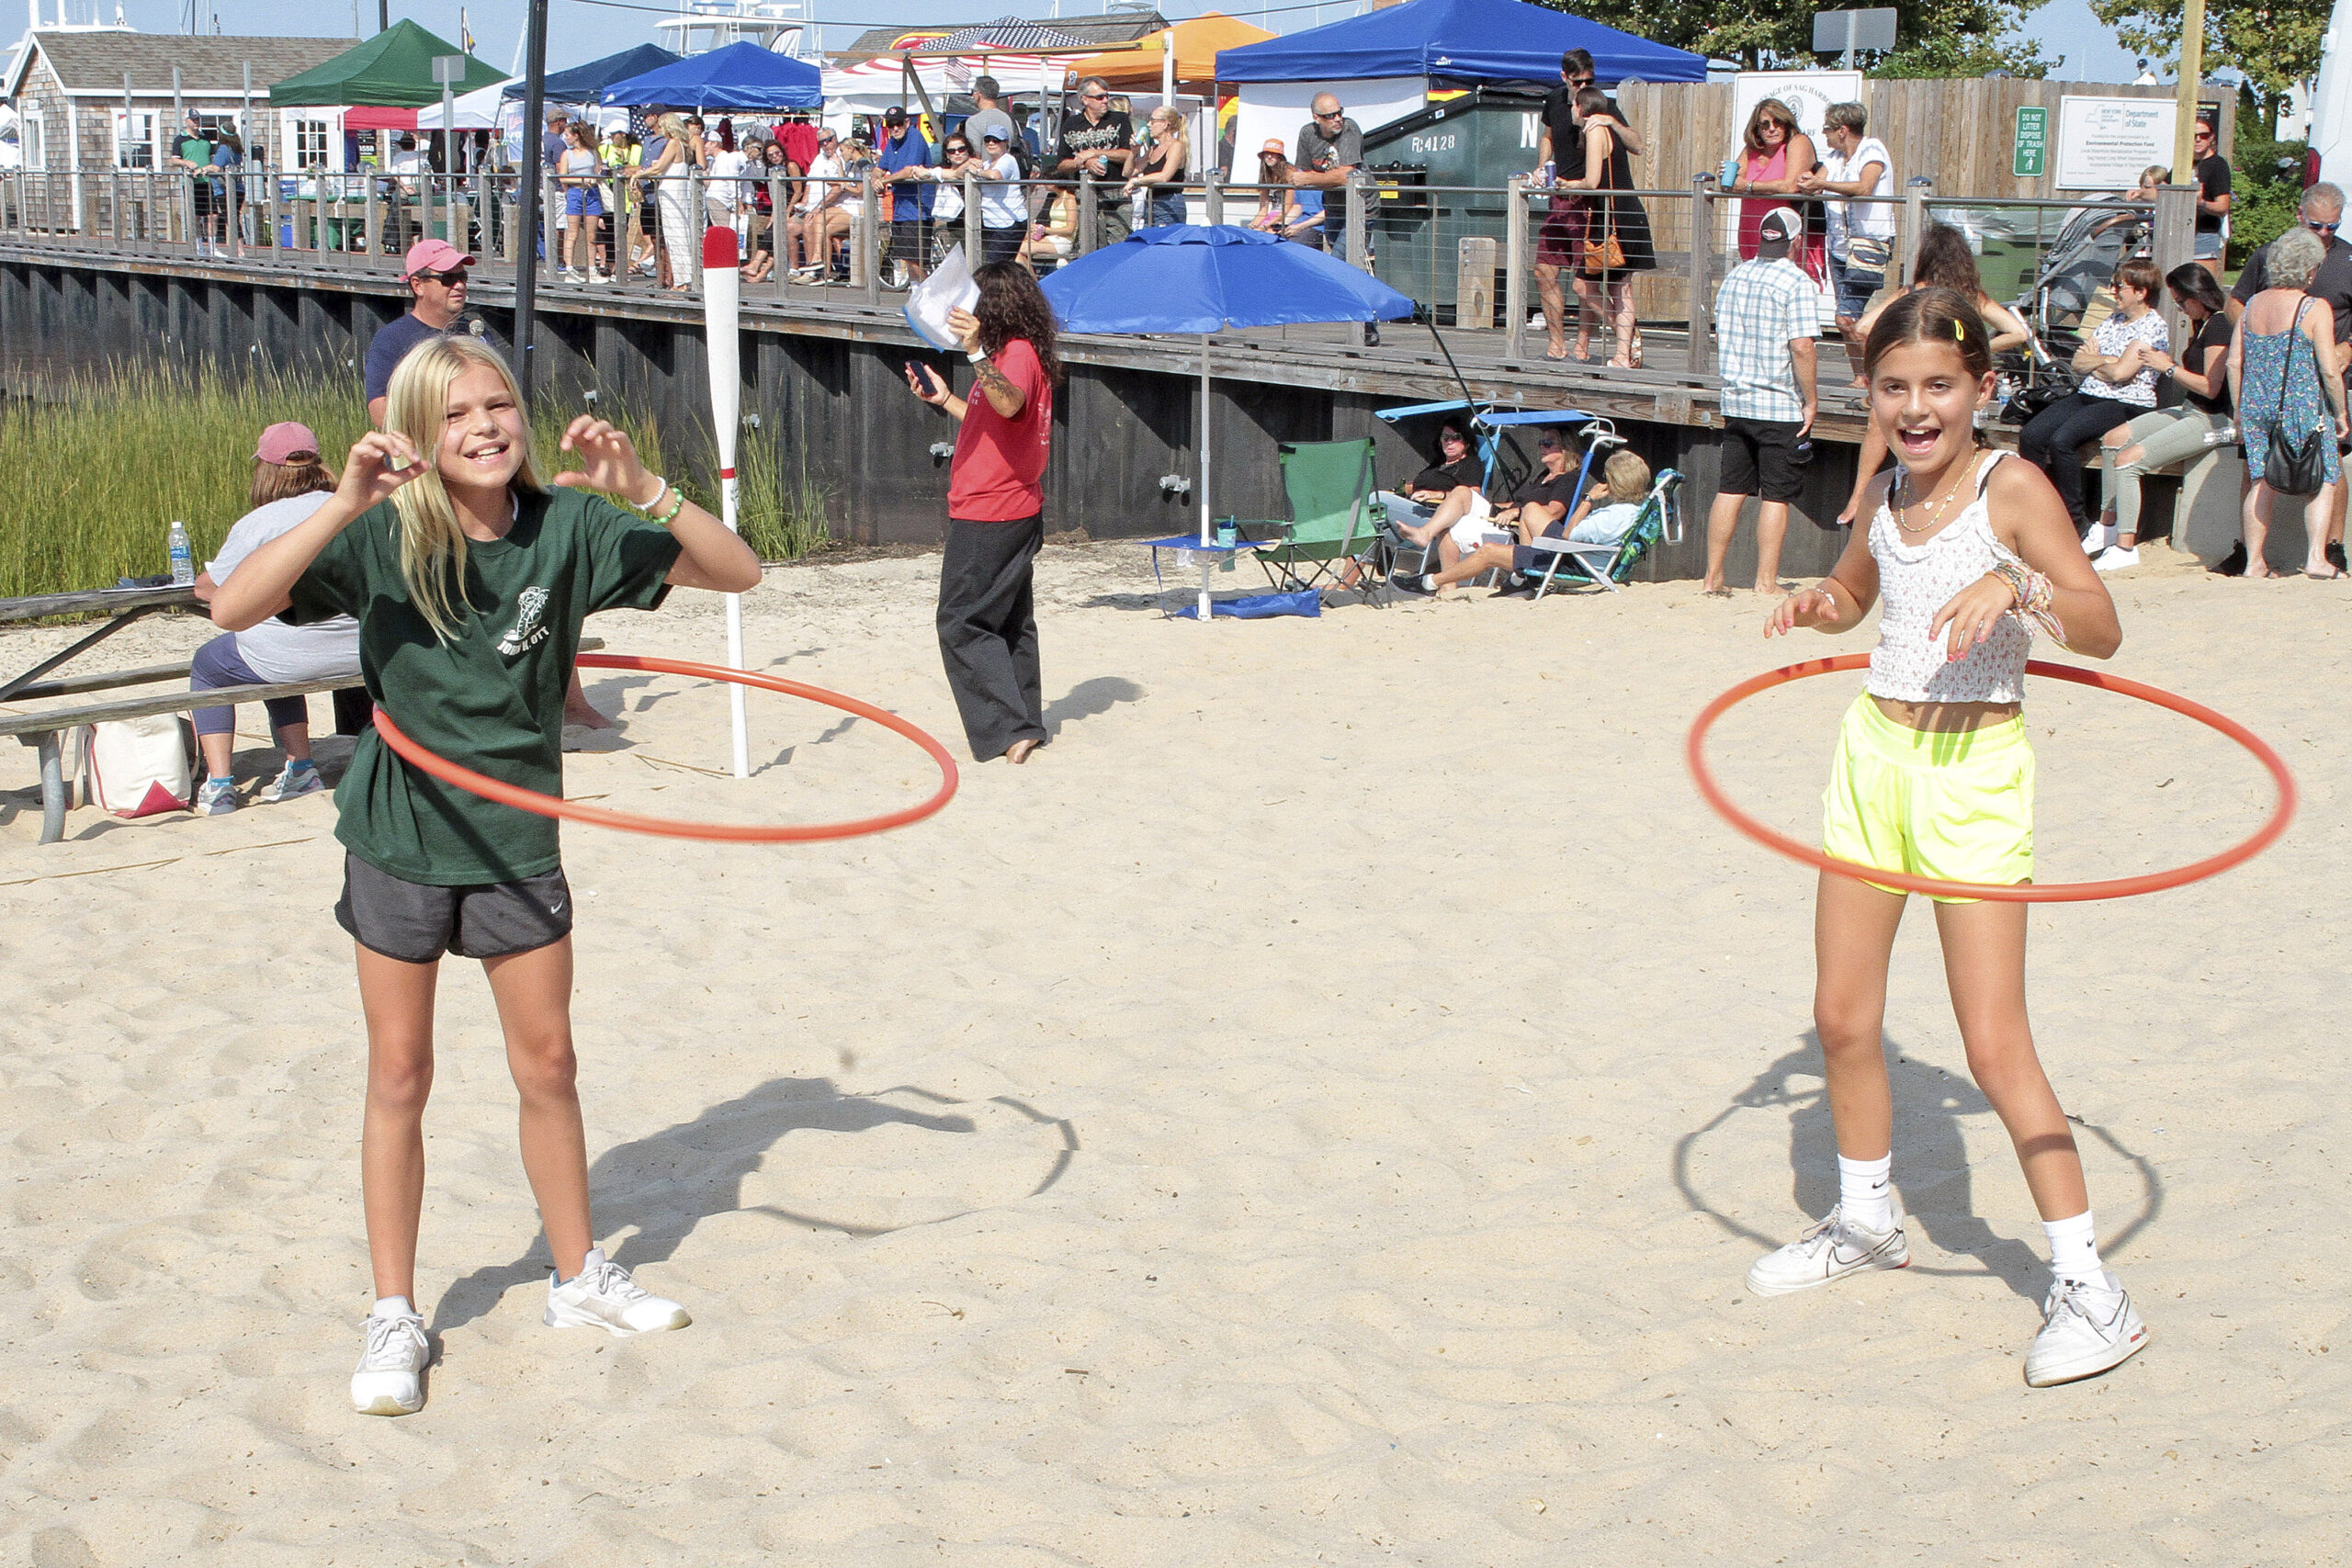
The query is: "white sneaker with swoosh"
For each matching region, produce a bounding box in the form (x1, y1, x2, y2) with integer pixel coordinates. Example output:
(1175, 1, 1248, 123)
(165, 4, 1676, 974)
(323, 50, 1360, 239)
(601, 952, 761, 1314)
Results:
(2025, 1269, 2148, 1386)
(1747, 1199, 1910, 1296)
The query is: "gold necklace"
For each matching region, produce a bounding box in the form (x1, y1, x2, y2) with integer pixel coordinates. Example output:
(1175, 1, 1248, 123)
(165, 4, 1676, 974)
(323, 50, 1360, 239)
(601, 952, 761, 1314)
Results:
(1894, 455, 1977, 536)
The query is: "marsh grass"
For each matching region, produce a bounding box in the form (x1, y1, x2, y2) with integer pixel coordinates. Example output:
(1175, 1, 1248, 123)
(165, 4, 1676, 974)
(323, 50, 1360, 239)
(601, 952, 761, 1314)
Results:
(0, 369, 831, 599)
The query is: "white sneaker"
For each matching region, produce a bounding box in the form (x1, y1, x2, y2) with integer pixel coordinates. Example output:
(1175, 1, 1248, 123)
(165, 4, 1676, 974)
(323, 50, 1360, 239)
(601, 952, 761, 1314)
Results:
(2081, 522, 2115, 556)
(350, 1311, 430, 1416)
(1746, 1199, 1910, 1296)
(2092, 546, 2139, 573)
(195, 778, 238, 816)
(544, 1248, 691, 1336)
(262, 761, 324, 803)
(2025, 1269, 2148, 1386)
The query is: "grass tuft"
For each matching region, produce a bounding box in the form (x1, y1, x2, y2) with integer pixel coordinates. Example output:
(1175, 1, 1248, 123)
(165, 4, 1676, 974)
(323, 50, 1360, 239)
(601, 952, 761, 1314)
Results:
(0, 369, 831, 598)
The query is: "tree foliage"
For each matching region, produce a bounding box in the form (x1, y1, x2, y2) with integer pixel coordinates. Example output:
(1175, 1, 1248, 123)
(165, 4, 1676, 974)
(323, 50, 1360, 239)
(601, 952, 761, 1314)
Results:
(1549, 0, 2052, 74)
(2086, 0, 2328, 118)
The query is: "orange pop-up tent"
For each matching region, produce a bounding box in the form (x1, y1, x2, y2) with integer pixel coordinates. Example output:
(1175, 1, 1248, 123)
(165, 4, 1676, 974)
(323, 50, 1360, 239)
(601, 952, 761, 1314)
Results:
(1057, 13, 1275, 93)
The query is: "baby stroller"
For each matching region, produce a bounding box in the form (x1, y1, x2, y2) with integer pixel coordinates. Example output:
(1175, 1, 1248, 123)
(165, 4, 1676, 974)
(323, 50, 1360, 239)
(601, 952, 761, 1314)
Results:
(2004, 198, 2152, 417)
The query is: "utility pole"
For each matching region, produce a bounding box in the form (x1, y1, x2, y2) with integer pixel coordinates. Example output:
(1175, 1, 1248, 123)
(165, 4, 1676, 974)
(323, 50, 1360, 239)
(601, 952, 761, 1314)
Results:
(2172, 0, 2205, 187)
(379, 1, 389, 33)
(514, 0, 550, 404)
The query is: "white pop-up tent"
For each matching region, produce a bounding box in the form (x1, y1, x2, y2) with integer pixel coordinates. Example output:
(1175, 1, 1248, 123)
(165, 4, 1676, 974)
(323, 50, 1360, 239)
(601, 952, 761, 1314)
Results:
(414, 75, 516, 131)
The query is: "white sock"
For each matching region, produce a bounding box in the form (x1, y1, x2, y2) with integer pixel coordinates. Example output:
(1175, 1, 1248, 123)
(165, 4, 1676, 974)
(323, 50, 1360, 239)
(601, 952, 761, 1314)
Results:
(2042, 1211, 2104, 1286)
(1838, 1153, 1894, 1232)
(371, 1294, 416, 1320)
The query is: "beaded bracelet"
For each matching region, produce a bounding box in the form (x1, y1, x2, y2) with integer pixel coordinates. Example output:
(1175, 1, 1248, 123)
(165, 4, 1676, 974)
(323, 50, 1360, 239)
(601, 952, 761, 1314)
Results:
(652, 487, 688, 528)
(635, 475, 671, 514)
(1990, 560, 2066, 645)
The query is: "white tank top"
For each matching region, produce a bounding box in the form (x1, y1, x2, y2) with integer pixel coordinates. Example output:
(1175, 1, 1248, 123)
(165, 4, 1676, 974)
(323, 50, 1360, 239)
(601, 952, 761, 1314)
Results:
(1866, 451, 2032, 705)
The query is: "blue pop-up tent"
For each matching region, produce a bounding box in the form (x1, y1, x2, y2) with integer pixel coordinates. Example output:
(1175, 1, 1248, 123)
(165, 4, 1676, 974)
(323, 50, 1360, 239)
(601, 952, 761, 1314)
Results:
(506, 44, 680, 103)
(1214, 0, 1705, 85)
(599, 40, 823, 110)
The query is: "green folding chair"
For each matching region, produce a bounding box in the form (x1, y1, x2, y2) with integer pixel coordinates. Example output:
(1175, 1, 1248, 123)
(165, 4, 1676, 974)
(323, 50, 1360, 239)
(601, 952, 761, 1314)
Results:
(1229, 438, 1380, 603)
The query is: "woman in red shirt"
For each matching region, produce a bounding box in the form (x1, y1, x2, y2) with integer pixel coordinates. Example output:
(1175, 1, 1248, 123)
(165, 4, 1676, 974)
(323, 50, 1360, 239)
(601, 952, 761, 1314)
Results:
(905, 261, 1062, 762)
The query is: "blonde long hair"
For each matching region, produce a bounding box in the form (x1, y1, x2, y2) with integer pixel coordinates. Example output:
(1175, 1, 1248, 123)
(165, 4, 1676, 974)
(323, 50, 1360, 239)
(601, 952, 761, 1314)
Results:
(383, 334, 547, 642)
(1148, 107, 1189, 178)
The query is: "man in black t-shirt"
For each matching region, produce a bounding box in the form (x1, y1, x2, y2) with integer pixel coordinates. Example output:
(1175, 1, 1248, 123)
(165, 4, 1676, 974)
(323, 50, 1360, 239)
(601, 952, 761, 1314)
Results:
(1053, 76, 1134, 250)
(2228, 183, 2352, 340)
(1531, 50, 1645, 359)
(2191, 116, 2231, 277)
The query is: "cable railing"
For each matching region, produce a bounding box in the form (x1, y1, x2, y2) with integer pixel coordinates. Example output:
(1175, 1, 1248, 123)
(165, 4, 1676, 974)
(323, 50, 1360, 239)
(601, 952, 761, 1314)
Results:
(0, 166, 2201, 376)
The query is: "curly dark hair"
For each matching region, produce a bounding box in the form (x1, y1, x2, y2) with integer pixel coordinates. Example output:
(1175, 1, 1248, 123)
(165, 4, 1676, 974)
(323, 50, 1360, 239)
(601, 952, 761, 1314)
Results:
(972, 260, 1063, 385)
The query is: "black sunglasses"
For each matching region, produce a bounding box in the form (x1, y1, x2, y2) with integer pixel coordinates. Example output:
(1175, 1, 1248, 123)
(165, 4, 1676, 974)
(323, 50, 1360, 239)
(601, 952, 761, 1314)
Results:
(1568, 74, 1594, 85)
(2311, 220, 2341, 235)
(415, 268, 469, 286)
(945, 144, 970, 154)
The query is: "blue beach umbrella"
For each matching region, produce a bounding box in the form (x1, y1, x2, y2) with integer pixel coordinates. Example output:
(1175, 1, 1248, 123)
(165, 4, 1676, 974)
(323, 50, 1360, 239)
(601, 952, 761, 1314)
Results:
(1042, 226, 1414, 570)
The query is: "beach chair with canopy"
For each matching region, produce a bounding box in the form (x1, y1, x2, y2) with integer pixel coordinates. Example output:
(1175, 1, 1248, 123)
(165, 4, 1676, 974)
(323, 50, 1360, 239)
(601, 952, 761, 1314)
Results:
(1374, 406, 1603, 584)
(1514, 468, 1685, 598)
(1231, 437, 1381, 601)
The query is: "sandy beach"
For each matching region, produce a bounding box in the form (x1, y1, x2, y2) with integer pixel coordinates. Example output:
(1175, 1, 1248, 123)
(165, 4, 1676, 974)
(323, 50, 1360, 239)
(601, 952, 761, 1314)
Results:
(2, 540, 2345, 1565)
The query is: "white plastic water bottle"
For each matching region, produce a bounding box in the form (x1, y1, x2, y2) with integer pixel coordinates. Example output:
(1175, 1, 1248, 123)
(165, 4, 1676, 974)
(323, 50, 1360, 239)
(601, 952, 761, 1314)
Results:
(168, 520, 194, 585)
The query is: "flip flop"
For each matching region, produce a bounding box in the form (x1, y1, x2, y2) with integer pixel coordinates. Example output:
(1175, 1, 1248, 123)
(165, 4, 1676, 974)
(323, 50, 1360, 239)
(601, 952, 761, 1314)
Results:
(2305, 568, 2345, 580)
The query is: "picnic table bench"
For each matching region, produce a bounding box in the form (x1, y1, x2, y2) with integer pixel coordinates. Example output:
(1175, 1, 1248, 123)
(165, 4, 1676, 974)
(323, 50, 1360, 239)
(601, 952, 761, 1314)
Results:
(1, 584, 611, 846)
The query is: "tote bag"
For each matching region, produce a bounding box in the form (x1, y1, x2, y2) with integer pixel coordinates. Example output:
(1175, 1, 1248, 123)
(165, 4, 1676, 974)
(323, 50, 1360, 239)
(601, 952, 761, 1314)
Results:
(2263, 301, 2330, 498)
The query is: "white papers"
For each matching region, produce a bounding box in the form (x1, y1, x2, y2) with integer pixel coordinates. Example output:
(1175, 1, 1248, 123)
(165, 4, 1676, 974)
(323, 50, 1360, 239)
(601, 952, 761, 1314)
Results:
(904, 243, 980, 352)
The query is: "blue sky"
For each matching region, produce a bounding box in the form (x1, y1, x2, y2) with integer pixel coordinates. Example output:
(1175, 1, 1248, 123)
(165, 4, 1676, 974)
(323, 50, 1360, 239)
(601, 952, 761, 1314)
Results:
(85, 0, 2143, 83)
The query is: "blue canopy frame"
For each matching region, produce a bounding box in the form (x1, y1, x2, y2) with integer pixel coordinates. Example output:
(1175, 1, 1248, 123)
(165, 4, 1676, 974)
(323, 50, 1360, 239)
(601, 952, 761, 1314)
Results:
(599, 41, 822, 111)
(1215, 0, 1705, 86)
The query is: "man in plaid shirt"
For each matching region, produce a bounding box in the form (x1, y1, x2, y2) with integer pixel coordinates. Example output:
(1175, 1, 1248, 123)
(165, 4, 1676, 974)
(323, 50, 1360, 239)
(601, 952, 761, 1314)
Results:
(1705, 207, 1818, 594)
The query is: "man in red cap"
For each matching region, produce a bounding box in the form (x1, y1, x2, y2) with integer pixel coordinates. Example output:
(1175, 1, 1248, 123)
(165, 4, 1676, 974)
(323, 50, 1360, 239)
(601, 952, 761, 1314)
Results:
(365, 238, 505, 427)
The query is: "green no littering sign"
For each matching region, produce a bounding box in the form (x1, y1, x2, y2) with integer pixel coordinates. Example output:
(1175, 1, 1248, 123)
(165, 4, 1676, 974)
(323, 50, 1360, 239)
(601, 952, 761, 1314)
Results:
(2014, 106, 2048, 177)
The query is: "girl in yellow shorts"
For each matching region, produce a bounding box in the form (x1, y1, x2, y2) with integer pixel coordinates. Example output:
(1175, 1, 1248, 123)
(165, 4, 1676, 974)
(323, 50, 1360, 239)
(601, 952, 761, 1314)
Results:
(1753, 288, 2143, 1386)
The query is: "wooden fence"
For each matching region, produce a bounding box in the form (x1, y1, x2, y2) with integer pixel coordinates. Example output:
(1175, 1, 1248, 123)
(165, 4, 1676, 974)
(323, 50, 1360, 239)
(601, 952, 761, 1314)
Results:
(1610, 78, 2239, 205)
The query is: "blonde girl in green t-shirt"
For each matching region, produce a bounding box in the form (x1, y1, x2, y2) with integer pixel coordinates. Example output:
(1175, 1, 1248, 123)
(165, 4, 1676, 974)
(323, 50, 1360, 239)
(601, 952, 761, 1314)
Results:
(210, 336, 762, 1416)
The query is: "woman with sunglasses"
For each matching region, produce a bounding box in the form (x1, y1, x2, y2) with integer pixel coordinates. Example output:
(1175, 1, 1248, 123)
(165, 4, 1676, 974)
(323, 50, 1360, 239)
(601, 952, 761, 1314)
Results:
(908, 134, 974, 266)
(1729, 99, 1819, 276)
(1123, 107, 1190, 230)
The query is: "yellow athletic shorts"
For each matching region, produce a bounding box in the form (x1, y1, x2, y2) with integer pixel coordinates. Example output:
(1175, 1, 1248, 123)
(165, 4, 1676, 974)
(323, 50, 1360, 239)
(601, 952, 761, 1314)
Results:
(1820, 694, 2033, 903)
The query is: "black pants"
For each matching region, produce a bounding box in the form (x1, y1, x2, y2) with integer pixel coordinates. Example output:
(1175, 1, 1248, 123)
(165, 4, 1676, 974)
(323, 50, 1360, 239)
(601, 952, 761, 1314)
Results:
(2020, 391, 2136, 530)
(936, 515, 1046, 761)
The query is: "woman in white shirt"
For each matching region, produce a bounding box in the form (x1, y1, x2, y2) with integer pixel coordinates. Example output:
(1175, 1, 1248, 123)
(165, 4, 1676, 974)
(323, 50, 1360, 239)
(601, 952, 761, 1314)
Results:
(976, 130, 1028, 265)
(186, 424, 361, 814)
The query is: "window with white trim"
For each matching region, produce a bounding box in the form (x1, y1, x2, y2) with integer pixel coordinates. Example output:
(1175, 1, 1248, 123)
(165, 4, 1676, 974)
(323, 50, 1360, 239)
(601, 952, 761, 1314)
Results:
(292, 118, 330, 169)
(114, 109, 158, 169)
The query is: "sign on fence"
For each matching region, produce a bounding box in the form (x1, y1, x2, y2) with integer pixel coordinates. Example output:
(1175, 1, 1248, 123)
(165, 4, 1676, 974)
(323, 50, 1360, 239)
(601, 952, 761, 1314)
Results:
(2054, 96, 2174, 190)
(2013, 106, 2048, 178)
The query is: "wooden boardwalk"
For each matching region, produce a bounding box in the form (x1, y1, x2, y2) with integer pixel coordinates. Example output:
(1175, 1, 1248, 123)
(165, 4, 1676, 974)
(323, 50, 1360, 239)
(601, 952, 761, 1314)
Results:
(0, 238, 1877, 446)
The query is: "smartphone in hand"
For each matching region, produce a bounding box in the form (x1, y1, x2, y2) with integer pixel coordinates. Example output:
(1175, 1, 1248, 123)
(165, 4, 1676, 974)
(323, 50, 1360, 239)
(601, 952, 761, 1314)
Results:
(906, 361, 942, 400)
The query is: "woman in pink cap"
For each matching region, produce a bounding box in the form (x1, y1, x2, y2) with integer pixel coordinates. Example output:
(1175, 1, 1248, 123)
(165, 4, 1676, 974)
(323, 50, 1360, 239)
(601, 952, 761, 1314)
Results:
(186, 423, 363, 813)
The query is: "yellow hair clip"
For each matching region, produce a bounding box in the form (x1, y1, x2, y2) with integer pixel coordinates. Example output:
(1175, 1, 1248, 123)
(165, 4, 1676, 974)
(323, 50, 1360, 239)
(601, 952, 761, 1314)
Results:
(1952, 317, 1966, 341)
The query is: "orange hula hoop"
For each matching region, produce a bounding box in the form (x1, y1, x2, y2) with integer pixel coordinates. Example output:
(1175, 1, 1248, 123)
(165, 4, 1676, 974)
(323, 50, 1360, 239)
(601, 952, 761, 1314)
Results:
(1684, 654, 2295, 903)
(371, 654, 959, 843)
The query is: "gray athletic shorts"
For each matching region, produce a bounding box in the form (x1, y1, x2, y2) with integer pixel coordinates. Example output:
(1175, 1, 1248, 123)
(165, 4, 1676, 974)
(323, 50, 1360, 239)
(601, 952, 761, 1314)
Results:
(335, 852, 573, 964)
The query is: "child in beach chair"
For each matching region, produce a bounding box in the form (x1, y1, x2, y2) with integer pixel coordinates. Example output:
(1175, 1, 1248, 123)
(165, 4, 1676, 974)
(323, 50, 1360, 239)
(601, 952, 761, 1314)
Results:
(1402, 449, 1654, 596)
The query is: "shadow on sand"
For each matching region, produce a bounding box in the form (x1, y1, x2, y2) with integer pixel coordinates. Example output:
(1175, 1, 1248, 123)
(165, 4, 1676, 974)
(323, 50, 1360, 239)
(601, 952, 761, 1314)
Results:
(1674, 1037, 2162, 1303)
(430, 1077, 1077, 1336)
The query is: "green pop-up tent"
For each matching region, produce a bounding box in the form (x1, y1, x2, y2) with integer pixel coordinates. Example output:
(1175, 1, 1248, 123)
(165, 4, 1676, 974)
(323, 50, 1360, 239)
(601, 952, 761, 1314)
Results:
(269, 18, 505, 110)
